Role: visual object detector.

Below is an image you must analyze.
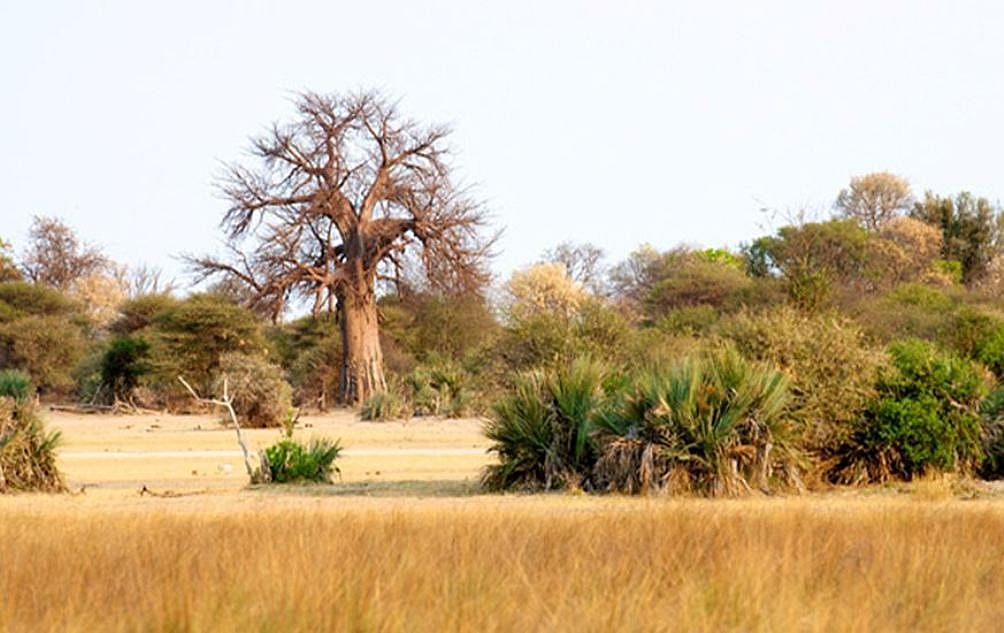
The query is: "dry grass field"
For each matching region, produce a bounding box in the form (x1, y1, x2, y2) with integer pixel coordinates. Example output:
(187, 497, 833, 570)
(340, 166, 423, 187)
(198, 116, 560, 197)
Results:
(1, 411, 1003, 631)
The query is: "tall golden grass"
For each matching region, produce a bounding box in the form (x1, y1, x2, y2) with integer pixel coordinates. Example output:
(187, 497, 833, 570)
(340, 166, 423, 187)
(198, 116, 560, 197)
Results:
(1, 496, 1002, 631)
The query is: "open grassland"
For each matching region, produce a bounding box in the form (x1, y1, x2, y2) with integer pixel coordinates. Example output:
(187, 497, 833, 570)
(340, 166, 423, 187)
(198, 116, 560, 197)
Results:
(1, 496, 1003, 632)
(0, 412, 1002, 632)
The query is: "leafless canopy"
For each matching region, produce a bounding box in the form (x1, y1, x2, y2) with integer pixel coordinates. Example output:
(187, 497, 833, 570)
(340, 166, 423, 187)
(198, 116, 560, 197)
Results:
(21, 216, 109, 290)
(542, 241, 606, 294)
(190, 91, 494, 319)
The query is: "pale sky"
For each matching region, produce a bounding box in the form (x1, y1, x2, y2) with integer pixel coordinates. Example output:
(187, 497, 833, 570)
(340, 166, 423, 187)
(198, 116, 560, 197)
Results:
(3, 1, 1004, 285)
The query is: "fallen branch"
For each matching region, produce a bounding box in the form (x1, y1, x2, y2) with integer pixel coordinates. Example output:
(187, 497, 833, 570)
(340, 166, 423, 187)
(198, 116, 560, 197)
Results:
(177, 376, 257, 480)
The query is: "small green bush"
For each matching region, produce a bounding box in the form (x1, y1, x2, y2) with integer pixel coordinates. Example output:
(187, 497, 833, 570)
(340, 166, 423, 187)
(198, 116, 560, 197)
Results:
(482, 358, 606, 492)
(258, 437, 342, 484)
(0, 370, 33, 403)
(359, 390, 410, 422)
(832, 340, 986, 483)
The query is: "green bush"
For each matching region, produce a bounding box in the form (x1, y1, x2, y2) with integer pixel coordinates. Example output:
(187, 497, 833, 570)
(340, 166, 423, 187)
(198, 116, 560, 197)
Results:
(110, 293, 179, 335)
(832, 340, 986, 483)
(217, 353, 293, 428)
(403, 359, 477, 418)
(258, 437, 342, 484)
(379, 291, 500, 364)
(0, 282, 82, 321)
(482, 358, 606, 492)
(976, 327, 1004, 379)
(593, 347, 801, 496)
(359, 390, 410, 422)
(645, 250, 752, 317)
(847, 283, 959, 345)
(267, 314, 341, 410)
(496, 299, 630, 374)
(99, 336, 152, 404)
(722, 307, 882, 459)
(979, 388, 1004, 480)
(0, 370, 33, 403)
(153, 293, 267, 396)
(0, 315, 87, 393)
(654, 305, 721, 337)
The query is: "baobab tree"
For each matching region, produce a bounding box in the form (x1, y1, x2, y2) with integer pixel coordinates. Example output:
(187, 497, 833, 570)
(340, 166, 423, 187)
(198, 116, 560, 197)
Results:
(192, 91, 492, 404)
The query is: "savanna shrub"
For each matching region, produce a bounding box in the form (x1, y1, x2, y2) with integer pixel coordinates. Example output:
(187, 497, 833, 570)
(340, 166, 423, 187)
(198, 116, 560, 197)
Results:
(217, 353, 293, 428)
(359, 390, 410, 421)
(153, 293, 267, 395)
(975, 327, 1004, 379)
(482, 358, 606, 492)
(110, 293, 179, 335)
(848, 283, 958, 344)
(722, 307, 882, 457)
(832, 340, 986, 483)
(258, 437, 342, 484)
(979, 388, 1004, 480)
(267, 314, 341, 410)
(0, 315, 87, 393)
(644, 249, 752, 317)
(99, 336, 152, 403)
(593, 347, 802, 496)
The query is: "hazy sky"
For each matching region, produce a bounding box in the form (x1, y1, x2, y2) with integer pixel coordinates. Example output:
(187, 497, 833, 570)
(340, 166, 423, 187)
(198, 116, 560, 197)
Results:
(3, 1, 1003, 285)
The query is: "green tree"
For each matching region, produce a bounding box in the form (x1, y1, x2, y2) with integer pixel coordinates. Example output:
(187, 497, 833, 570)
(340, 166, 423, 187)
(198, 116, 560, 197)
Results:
(911, 191, 1001, 283)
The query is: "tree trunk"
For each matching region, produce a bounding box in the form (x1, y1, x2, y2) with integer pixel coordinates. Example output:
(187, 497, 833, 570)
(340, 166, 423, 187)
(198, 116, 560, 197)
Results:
(338, 288, 387, 405)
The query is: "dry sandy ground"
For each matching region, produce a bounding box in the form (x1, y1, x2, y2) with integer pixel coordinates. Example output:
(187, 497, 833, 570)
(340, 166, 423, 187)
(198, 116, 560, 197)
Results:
(3, 408, 1002, 517)
(43, 409, 491, 499)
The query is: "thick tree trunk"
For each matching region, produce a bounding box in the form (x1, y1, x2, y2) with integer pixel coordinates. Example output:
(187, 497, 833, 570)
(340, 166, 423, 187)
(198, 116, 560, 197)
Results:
(338, 289, 387, 405)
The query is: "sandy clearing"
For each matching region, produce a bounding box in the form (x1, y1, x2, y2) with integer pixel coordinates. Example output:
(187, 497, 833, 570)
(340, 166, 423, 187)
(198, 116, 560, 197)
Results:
(41, 409, 493, 494)
(60, 447, 488, 458)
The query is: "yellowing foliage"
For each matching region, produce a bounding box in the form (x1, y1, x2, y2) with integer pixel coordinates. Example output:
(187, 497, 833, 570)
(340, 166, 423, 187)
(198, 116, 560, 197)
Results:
(505, 262, 587, 321)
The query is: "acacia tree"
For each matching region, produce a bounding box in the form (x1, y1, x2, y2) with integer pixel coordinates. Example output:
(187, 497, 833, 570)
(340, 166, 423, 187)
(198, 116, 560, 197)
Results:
(192, 91, 492, 404)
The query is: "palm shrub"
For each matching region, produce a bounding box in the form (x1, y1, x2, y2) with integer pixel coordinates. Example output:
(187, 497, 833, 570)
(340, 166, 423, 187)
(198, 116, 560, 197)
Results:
(593, 347, 802, 497)
(0, 369, 32, 403)
(404, 360, 476, 418)
(482, 357, 606, 491)
(258, 437, 343, 484)
(0, 386, 65, 493)
(831, 339, 986, 483)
